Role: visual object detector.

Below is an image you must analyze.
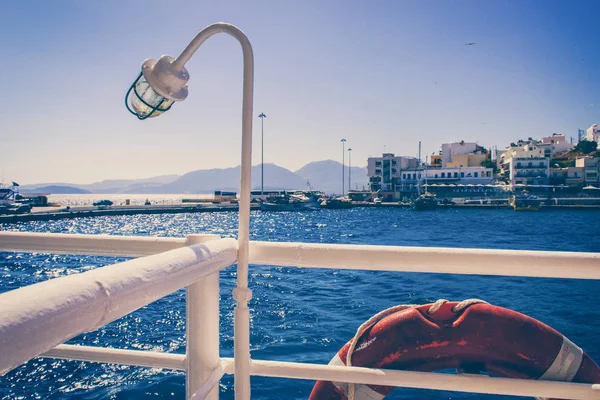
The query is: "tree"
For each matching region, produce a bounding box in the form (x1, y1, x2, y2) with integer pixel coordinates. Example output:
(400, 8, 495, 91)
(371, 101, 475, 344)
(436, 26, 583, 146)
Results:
(573, 140, 598, 154)
(480, 159, 498, 173)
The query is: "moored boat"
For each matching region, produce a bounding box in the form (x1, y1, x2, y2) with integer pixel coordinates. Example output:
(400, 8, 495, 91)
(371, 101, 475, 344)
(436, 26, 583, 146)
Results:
(260, 192, 318, 211)
(320, 196, 352, 209)
(509, 193, 541, 211)
(289, 191, 323, 210)
(412, 192, 438, 211)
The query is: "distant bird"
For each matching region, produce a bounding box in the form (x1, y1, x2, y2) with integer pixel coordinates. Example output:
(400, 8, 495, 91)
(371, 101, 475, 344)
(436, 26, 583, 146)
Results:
(465, 42, 476, 46)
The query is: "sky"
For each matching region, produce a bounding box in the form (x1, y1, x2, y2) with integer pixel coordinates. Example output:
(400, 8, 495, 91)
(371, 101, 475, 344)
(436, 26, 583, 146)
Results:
(0, 0, 598, 185)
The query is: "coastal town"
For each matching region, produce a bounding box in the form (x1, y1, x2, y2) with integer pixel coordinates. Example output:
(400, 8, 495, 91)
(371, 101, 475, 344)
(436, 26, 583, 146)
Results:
(1, 124, 599, 221)
(355, 124, 600, 207)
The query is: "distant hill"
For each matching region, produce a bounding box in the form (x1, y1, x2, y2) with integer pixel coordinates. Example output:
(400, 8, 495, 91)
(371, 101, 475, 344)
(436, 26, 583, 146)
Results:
(295, 160, 368, 193)
(84, 175, 180, 193)
(154, 164, 307, 194)
(19, 161, 369, 194)
(21, 174, 180, 194)
(21, 185, 91, 194)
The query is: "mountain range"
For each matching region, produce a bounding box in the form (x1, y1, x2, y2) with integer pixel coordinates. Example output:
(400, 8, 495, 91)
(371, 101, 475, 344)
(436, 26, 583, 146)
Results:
(20, 161, 368, 195)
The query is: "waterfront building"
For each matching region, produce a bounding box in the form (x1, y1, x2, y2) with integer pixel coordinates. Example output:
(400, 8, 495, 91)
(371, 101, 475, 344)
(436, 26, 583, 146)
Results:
(550, 167, 584, 186)
(396, 166, 493, 193)
(575, 157, 600, 185)
(368, 148, 493, 195)
(499, 141, 551, 186)
(586, 124, 600, 144)
(367, 153, 418, 191)
(578, 129, 586, 143)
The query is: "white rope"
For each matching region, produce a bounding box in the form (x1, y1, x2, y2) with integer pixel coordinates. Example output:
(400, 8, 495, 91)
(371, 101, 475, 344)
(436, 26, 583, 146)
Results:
(345, 299, 488, 400)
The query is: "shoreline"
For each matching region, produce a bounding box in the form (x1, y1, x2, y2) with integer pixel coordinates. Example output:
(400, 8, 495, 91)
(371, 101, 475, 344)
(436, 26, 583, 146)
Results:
(1, 201, 599, 224)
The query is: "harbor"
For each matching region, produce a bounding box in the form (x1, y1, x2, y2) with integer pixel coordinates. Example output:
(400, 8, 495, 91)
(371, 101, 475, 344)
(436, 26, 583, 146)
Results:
(1, 194, 600, 224)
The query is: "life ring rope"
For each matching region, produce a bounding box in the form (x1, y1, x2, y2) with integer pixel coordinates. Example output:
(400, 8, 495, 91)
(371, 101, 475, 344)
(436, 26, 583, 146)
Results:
(345, 298, 489, 400)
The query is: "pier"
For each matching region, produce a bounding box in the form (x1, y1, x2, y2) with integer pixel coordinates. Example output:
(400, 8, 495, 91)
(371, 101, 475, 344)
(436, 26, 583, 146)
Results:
(0, 203, 253, 224)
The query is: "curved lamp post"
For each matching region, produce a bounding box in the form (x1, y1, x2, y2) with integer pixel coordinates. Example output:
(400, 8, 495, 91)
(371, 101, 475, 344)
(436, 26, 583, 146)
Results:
(125, 23, 254, 400)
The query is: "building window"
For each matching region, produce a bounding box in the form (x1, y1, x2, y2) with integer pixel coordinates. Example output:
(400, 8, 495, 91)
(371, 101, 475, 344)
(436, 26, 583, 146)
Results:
(516, 163, 521, 168)
(528, 162, 533, 167)
(375, 161, 381, 167)
(441, 172, 446, 178)
(461, 172, 465, 177)
(539, 162, 545, 167)
(454, 172, 458, 178)
(413, 173, 416, 179)
(474, 172, 478, 177)
(392, 160, 397, 166)
(392, 168, 397, 174)
(402, 174, 406, 179)
(435, 174, 439, 178)
(375, 169, 381, 175)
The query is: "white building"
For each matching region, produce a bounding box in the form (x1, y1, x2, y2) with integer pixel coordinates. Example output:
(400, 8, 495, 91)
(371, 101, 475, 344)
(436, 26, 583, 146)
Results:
(586, 124, 600, 144)
(539, 134, 573, 155)
(367, 153, 418, 191)
(499, 142, 550, 186)
(575, 157, 600, 185)
(397, 166, 493, 192)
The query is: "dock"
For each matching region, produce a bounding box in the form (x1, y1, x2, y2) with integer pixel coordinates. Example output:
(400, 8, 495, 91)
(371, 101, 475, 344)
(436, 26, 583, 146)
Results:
(2, 200, 599, 224)
(0, 203, 253, 224)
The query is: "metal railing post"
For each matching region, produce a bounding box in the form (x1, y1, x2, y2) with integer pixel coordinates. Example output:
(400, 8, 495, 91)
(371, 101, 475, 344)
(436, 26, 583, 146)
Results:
(186, 272, 221, 400)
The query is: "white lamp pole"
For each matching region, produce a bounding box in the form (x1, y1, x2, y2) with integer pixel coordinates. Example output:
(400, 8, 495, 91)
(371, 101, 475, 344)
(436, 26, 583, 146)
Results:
(348, 148, 352, 193)
(258, 113, 266, 199)
(341, 138, 346, 195)
(125, 22, 254, 400)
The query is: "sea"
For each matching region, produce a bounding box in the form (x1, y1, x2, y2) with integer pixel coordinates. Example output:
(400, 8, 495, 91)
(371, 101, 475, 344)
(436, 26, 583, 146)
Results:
(1, 195, 600, 399)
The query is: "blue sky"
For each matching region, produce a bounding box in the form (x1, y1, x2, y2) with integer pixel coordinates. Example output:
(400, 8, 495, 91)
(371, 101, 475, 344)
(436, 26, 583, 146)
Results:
(0, 0, 598, 184)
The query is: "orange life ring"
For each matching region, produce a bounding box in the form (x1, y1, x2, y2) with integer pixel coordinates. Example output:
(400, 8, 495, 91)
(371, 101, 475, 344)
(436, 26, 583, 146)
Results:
(309, 300, 600, 399)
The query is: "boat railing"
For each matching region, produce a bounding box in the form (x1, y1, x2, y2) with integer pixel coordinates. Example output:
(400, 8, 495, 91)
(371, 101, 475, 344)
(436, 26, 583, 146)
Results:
(0, 231, 599, 400)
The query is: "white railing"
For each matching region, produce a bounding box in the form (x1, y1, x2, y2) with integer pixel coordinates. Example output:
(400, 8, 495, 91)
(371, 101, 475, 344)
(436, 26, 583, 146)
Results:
(0, 231, 599, 400)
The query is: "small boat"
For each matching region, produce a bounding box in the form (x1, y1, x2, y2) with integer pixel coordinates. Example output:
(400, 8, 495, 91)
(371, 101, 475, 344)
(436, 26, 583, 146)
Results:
(412, 193, 438, 211)
(289, 191, 323, 210)
(93, 199, 113, 207)
(260, 193, 312, 211)
(509, 193, 541, 211)
(321, 196, 352, 209)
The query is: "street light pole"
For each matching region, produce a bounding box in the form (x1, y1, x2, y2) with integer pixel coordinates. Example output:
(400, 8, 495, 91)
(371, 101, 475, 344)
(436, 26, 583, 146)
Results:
(341, 138, 346, 196)
(258, 113, 266, 199)
(125, 22, 254, 400)
(348, 148, 353, 193)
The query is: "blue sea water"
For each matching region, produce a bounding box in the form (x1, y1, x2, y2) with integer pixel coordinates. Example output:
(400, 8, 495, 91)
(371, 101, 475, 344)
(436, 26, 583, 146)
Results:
(1, 207, 599, 399)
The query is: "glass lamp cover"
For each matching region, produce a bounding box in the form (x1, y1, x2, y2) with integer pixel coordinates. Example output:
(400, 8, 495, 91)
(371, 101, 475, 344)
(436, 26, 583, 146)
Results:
(129, 74, 174, 119)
